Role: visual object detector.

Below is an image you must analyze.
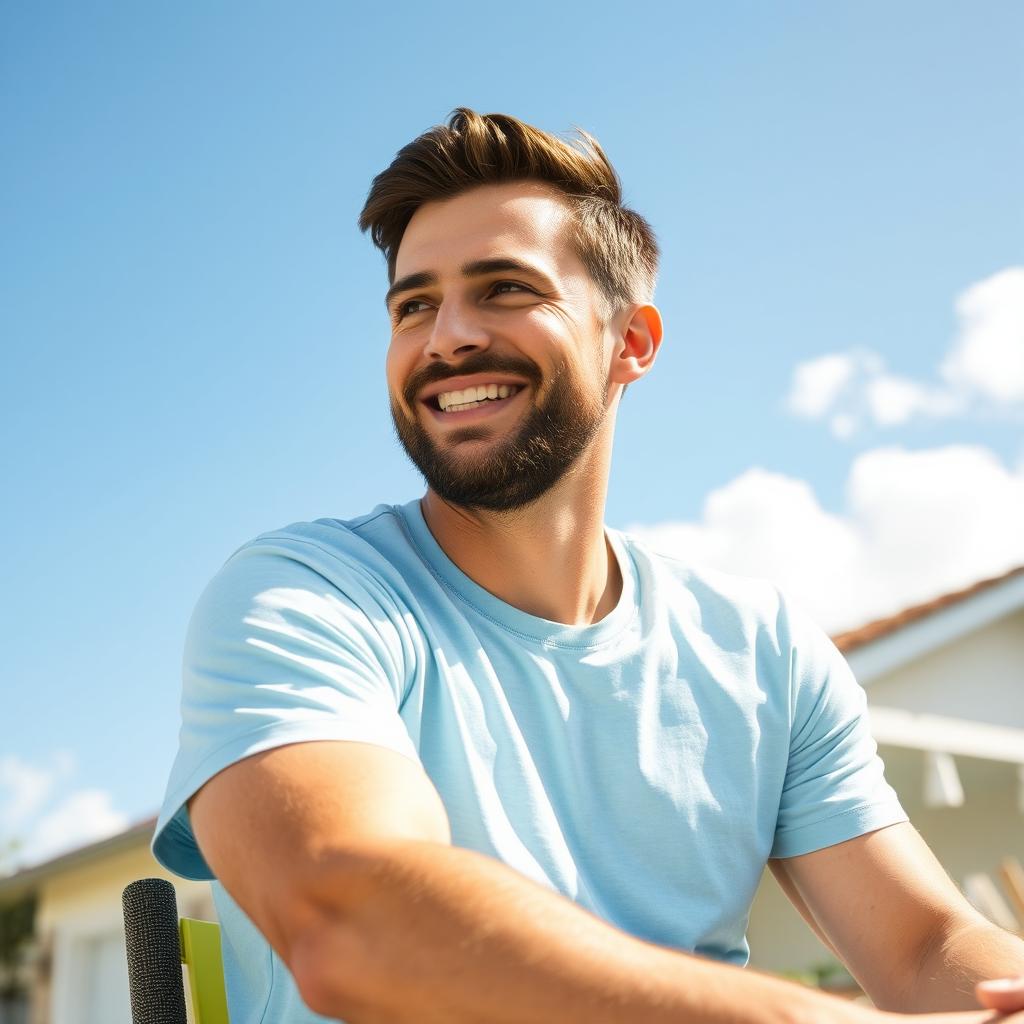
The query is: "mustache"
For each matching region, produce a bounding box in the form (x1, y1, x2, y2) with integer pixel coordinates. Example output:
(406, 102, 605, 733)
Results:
(403, 352, 543, 406)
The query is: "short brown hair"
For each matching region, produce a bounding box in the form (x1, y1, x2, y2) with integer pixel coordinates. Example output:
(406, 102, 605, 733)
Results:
(358, 108, 658, 311)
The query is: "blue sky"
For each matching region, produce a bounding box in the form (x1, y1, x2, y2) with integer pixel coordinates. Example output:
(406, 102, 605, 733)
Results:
(2, 1, 1022, 865)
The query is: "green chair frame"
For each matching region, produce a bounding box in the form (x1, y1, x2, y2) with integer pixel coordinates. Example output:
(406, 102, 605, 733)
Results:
(179, 917, 231, 1024)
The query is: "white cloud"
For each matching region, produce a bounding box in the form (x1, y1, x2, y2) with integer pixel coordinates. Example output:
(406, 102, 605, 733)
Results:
(18, 790, 128, 867)
(829, 413, 857, 439)
(786, 353, 859, 418)
(785, 267, 1023, 436)
(0, 757, 57, 828)
(941, 267, 1024, 404)
(628, 444, 1024, 635)
(0, 752, 128, 872)
(865, 374, 966, 427)
(786, 354, 965, 438)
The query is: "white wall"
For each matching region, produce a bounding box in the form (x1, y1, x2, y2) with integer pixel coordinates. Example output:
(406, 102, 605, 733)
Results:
(861, 607, 1024, 728)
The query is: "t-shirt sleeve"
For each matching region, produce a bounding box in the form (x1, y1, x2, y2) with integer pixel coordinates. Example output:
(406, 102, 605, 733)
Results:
(153, 537, 420, 880)
(770, 590, 907, 859)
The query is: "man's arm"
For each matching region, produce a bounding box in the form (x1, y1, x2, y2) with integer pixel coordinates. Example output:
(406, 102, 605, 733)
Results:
(770, 822, 1024, 1013)
(190, 741, 1016, 1024)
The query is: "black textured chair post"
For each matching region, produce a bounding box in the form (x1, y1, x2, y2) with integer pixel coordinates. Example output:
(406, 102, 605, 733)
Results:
(122, 878, 231, 1023)
(122, 877, 189, 1023)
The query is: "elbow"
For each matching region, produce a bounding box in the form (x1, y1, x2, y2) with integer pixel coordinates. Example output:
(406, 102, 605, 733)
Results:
(879, 908, 994, 1013)
(277, 851, 395, 1020)
(288, 917, 381, 1021)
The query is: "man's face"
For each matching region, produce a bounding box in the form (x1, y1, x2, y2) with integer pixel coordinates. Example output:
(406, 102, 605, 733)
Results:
(385, 182, 612, 512)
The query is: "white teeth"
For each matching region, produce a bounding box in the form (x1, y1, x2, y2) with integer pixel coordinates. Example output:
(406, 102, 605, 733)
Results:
(436, 383, 519, 411)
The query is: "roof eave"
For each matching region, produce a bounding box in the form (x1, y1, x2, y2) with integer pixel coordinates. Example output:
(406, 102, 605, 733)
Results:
(841, 568, 1024, 684)
(0, 817, 156, 902)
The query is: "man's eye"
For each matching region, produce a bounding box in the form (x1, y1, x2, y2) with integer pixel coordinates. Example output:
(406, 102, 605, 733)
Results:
(490, 281, 529, 296)
(396, 299, 430, 320)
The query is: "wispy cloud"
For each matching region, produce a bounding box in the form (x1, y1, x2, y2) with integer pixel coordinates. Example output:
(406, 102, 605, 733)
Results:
(0, 754, 63, 828)
(785, 267, 1024, 437)
(787, 351, 867, 420)
(941, 267, 1024, 405)
(628, 444, 1024, 634)
(21, 789, 129, 866)
(0, 752, 128, 872)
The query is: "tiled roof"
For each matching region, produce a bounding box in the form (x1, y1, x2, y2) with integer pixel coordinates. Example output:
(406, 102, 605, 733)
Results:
(831, 564, 1024, 653)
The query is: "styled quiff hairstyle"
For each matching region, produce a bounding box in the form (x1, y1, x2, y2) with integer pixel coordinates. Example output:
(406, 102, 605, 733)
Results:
(359, 108, 658, 312)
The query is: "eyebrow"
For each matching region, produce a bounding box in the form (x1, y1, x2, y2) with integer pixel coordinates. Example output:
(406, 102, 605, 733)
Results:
(384, 257, 553, 308)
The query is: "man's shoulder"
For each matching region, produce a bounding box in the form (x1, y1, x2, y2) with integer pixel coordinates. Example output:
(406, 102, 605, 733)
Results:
(197, 501, 429, 619)
(614, 528, 785, 621)
(228, 502, 414, 573)
(616, 531, 842, 685)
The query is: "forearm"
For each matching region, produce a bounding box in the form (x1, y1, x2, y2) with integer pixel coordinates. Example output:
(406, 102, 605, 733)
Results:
(904, 913, 1024, 1012)
(286, 839, 870, 1024)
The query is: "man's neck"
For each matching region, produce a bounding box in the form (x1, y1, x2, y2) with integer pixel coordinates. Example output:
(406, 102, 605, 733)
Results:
(419, 465, 621, 627)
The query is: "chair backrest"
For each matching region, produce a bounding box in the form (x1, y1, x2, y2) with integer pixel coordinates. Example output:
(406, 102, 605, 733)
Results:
(122, 878, 231, 1024)
(179, 917, 231, 1024)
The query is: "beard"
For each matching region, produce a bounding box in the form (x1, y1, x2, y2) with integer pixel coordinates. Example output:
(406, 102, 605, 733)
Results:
(390, 350, 608, 512)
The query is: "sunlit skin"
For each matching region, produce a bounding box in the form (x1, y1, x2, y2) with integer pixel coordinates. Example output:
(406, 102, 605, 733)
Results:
(385, 181, 663, 625)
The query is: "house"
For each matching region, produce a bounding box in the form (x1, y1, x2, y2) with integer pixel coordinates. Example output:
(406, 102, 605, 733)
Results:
(0, 819, 213, 1024)
(3, 566, 1022, 1020)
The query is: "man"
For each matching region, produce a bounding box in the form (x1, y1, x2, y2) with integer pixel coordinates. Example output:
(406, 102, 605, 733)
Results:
(154, 109, 1024, 1023)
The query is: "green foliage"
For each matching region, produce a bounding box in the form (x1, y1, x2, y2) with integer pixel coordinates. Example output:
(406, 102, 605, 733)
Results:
(779, 960, 858, 992)
(0, 894, 36, 1000)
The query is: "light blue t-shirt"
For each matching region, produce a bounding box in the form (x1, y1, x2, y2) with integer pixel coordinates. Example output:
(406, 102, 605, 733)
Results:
(154, 499, 906, 1023)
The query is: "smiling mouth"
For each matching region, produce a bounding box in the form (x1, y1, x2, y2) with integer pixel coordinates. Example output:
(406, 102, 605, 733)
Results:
(426, 383, 525, 413)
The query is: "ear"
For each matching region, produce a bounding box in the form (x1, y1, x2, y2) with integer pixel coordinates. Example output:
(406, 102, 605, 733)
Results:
(607, 304, 663, 386)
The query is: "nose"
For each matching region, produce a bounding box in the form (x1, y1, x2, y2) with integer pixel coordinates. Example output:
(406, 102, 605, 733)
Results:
(423, 297, 490, 362)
